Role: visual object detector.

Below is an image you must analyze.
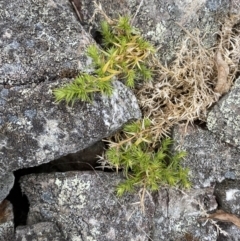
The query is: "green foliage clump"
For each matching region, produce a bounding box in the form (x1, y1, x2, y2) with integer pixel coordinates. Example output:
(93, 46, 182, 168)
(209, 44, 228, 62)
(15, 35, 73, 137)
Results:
(53, 16, 154, 104)
(54, 73, 113, 105)
(53, 11, 190, 200)
(102, 119, 190, 197)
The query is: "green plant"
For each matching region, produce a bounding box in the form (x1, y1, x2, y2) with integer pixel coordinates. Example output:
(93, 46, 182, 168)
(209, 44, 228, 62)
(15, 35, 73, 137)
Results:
(53, 15, 154, 104)
(100, 119, 190, 197)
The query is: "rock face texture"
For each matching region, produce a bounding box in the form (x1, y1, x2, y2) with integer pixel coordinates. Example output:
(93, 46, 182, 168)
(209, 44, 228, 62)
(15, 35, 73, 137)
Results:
(0, 200, 14, 241)
(1, 0, 240, 240)
(80, 0, 233, 63)
(173, 124, 240, 188)
(0, 0, 141, 178)
(207, 77, 240, 149)
(19, 172, 155, 241)
(15, 222, 65, 241)
(152, 188, 218, 241)
(0, 80, 141, 176)
(0, 0, 92, 86)
(0, 173, 14, 203)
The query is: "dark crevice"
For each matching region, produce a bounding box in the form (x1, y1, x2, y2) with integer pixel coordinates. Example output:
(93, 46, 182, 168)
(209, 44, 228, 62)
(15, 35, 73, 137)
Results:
(5, 140, 113, 228)
(6, 172, 30, 228)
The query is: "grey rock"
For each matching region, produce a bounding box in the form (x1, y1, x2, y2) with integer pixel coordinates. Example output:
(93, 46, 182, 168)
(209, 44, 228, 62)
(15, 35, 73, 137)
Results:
(0, 200, 14, 241)
(214, 179, 240, 216)
(0, 0, 141, 179)
(80, 0, 231, 63)
(217, 224, 240, 241)
(28, 141, 105, 173)
(173, 124, 240, 188)
(0, 173, 14, 203)
(152, 187, 218, 241)
(0, 80, 141, 177)
(207, 77, 240, 149)
(0, 0, 93, 86)
(15, 222, 65, 241)
(214, 180, 240, 240)
(20, 171, 155, 241)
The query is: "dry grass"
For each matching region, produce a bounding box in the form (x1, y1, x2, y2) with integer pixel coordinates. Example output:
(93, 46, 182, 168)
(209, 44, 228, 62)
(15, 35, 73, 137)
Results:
(135, 14, 240, 141)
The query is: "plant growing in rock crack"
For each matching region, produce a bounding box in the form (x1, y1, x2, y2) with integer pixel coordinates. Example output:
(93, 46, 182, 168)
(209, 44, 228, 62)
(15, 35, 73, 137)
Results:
(98, 118, 190, 204)
(53, 15, 154, 105)
(53, 6, 191, 203)
(54, 3, 240, 205)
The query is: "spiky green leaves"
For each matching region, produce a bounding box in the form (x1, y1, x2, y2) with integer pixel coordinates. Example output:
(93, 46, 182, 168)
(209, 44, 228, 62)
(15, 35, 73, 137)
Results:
(97, 16, 155, 87)
(106, 136, 190, 197)
(53, 15, 155, 105)
(53, 74, 113, 105)
(102, 119, 191, 196)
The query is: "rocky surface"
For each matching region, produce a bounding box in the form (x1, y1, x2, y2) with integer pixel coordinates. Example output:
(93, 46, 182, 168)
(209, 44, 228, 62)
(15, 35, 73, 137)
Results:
(16, 172, 220, 241)
(0, 0, 93, 86)
(19, 172, 155, 241)
(214, 180, 240, 240)
(214, 180, 240, 216)
(80, 0, 234, 63)
(207, 77, 240, 149)
(0, 200, 14, 241)
(0, 173, 14, 203)
(0, 0, 141, 180)
(15, 222, 65, 241)
(0, 0, 240, 240)
(152, 187, 218, 241)
(173, 123, 240, 188)
(0, 80, 141, 177)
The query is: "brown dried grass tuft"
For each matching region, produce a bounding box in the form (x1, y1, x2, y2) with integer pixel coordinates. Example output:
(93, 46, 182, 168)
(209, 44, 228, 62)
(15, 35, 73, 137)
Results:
(135, 14, 240, 141)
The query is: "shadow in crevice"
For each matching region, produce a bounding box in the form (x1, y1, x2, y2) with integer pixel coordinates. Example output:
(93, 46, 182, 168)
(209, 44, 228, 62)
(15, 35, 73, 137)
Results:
(6, 140, 109, 228)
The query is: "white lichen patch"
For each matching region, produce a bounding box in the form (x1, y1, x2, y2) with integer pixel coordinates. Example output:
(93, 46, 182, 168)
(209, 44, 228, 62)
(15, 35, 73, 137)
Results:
(226, 189, 240, 201)
(146, 23, 166, 43)
(55, 176, 90, 208)
(38, 119, 68, 149)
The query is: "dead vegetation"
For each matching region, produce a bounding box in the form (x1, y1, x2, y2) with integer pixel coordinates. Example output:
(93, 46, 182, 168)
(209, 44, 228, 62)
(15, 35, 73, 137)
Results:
(135, 13, 240, 141)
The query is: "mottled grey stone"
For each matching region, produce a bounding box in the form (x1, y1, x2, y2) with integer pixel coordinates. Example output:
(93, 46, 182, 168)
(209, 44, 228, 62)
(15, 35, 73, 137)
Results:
(173, 124, 240, 188)
(28, 141, 105, 173)
(152, 187, 218, 241)
(0, 80, 141, 177)
(207, 77, 240, 149)
(15, 222, 65, 241)
(0, 173, 14, 203)
(80, 0, 230, 63)
(214, 180, 240, 240)
(0, 0, 93, 86)
(217, 224, 240, 241)
(20, 171, 155, 241)
(214, 180, 240, 216)
(0, 0, 141, 177)
(0, 200, 14, 241)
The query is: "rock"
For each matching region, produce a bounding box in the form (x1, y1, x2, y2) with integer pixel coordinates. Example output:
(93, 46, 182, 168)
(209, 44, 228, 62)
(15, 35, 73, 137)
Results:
(15, 222, 65, 241)
(19, 171, 155, 241)
(0, 0, 93, 86)
(207, 76, 240, 149)
(0, 0, 141, 178)
(17, 141, 106, 173)
(0, 80, 141, 177)
(0, 173, 14, 203)
(173, 124, 240, 188)
(214, 180, 240, 240)
(217, 224, 240, 241)
(80, 0, 232, 63)
(0, 200, 14, 241)
(152, 187, 218, 240)
(214, 179, 240, 216)
(50, 140, 105, 171)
